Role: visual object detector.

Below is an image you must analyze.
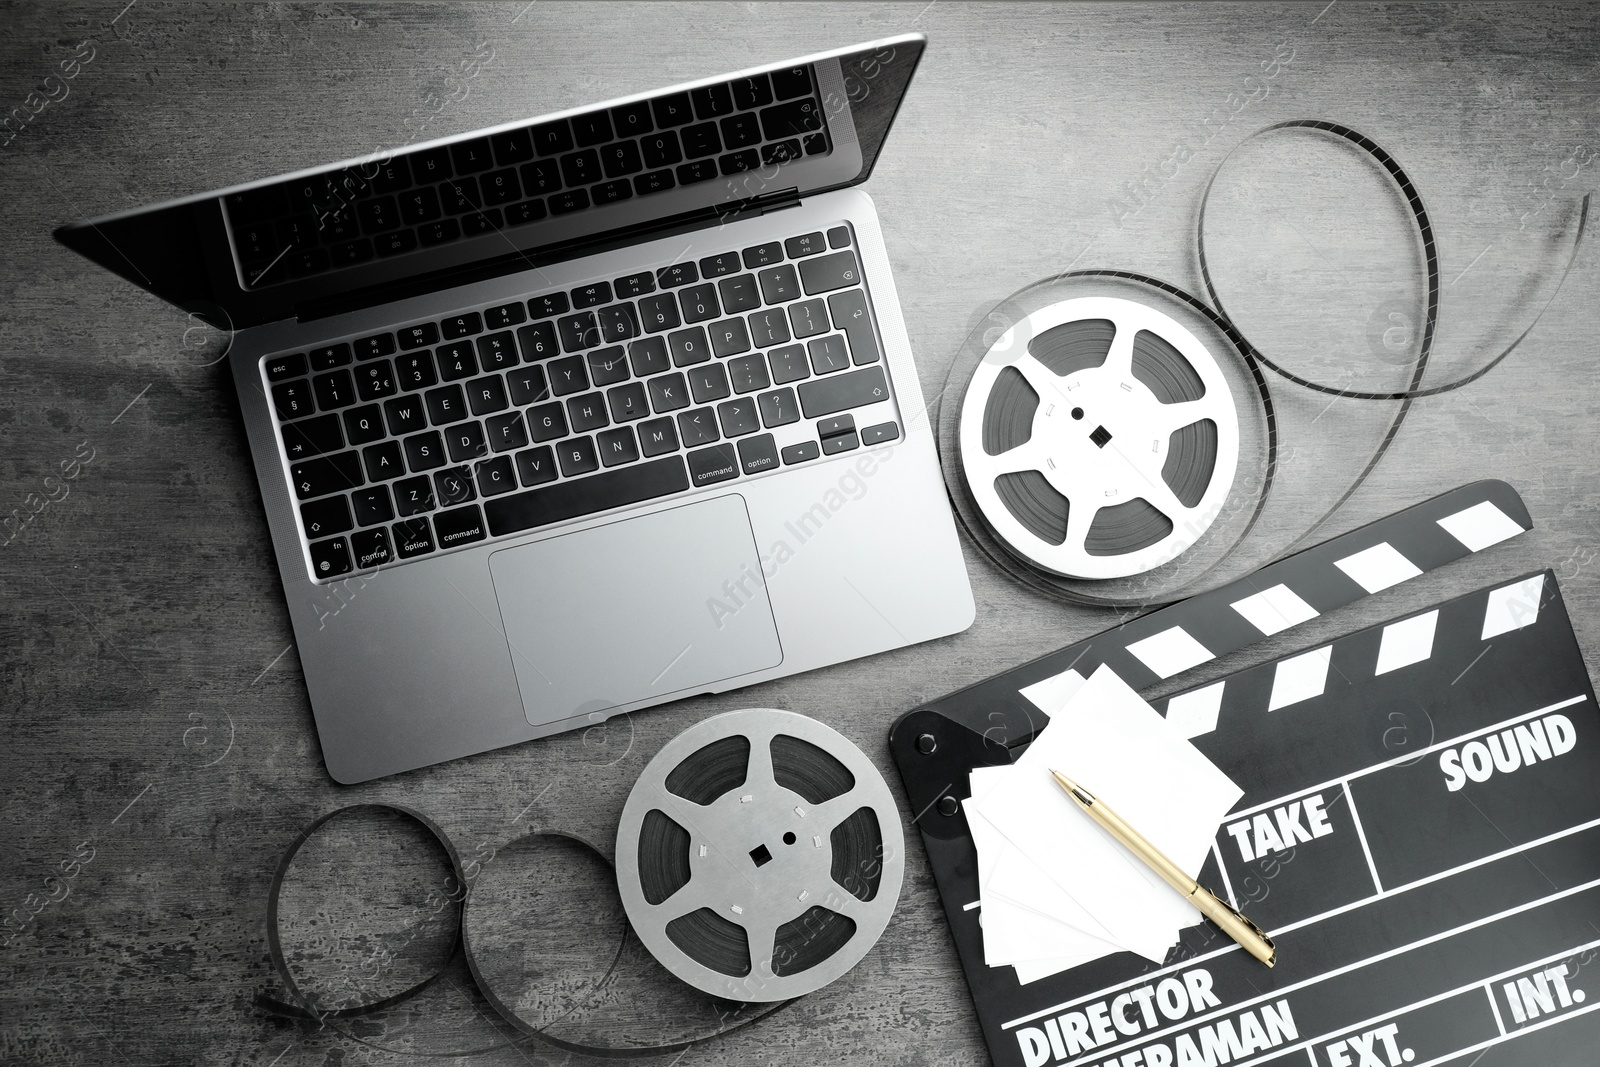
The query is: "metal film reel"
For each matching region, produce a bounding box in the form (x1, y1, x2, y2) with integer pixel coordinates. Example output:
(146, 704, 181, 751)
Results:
(616, 709, 903, 1003)
(957, 296, 1241, 579)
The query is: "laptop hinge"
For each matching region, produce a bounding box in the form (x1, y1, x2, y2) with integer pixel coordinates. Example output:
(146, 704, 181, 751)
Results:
(293, 188, 804, 324)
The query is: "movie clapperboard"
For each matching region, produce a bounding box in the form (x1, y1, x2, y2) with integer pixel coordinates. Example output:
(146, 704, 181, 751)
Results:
(893, 481, 1600, 1067)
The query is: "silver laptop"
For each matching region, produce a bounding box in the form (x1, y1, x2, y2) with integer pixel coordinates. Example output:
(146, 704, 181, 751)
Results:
(56, 34, 973, 783)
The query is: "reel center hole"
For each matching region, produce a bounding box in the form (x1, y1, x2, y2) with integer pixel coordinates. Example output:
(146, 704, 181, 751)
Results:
(749, 844, 773, 867)
(1071, 407, 1084, 420)
(1090, 425, 1112, 448)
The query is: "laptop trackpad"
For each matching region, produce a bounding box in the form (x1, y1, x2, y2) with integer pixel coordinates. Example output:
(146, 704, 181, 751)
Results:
(488, 494, 783, 728)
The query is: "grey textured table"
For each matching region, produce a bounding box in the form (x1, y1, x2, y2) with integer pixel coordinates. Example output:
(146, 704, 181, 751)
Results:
(3, 3, 1599, 1064)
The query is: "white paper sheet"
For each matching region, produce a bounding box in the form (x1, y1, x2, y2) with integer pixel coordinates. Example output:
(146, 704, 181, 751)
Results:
(968, 664, 1244, 967)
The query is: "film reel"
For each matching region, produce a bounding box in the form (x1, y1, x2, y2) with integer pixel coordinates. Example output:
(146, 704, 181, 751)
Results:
(958, 296, 1241, 579)
(616, 709, 903, 1002)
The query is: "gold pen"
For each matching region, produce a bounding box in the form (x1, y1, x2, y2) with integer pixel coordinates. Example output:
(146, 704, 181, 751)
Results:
(1051, 769, 1276, 968)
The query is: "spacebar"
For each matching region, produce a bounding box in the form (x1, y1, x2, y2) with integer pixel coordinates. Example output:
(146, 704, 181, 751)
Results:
(484, 456, 690, 537)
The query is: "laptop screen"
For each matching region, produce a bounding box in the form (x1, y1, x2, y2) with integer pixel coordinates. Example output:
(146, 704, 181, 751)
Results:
(55, 35, 925, 331)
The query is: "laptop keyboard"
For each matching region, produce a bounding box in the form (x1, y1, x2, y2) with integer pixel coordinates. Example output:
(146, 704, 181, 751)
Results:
(264, 223, 902, 580)
(224, 66, 830, 288)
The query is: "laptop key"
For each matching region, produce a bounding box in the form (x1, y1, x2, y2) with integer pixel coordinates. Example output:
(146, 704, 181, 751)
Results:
(403, 431, 447, 472)
(301, 495, 353, 539)
(828, 290, 880, 365)
(700, 252, 741, 278)
(363, 441, 404, 481)
(436, 342, 478, 381)
(350, 485, 394, 527)
(748, 308, 790, 347)
(343, 405, 386, 446)
(514, 446, 558, 486)
(767, 344, 809, 385)
(529, 292, 569, 318)
(291, 451, 364, 500)
(658, 262, 698, 288)
(355, 334, 396, 360)
(760, 98, 822, 140)
(396, 352, 437, 390)
(467, 375, 509, 416)
(738, 433, 779, 475)
(309, 536, 352, 578)
(679, 283, 720, 324)
(476, 455, 517, 497)
(637, 417, 680, 457)
(598, 427, 640, 467)
(281, 413, 343, 460)
(678, 407, 720, 446)
(771, 66, 811, 100)
(628, 336, 671, 377)
(517, 321, 560, 361)
(758, 387, 800, 427)
(608, 382, 649, 422)
(433, 505, 487, 548)
(558, 436, 600, 477)
(476, 332, 518, 371)
(652, 92, 694, 128)
(797, 365, 890, 418)
(567, 393, 609, 433)
(486, 411, 529, 453)
(559, 312, 601, 352)
(717, 397, 760, 437)
(310, 344, 353, 370)
(355, 359, 397, 400)
(638, 294, 681, 333)
(394, 476, 435, 516)
(742, 242, 783, 269)
(822, 431, 860, 455)
(434, 467, 476, 506)
(761, 140, 803, 166)
(728, 355, 770, 394)
(649, 373, 690, 413)
(398, 322, 440, 350)
(732, 73, 774, 110)
(808, 335, 850, 375)
(668, 327, 711, 367)
(572, 281, 612, 308)
(708, 317, 750, 357)
(446, 422, 488, 462)
(596, 304, 639, 343)
(313, 370, 356, 410)
(720, 113, 761, 150)
(507, 366, 550, 406)
(425, 384, 469, 425)
(785, 232, 826, 258)
(861, 421, 900, 445)
(548, 356, 589, 396)
(350, 527, 393, 569)
(687, 443, 739, 487)
(799, 250, 861, 295)
(827, 225, 851, 249)
(485, 455, 690, 537)
(616, 271, 656, 298)
(527, 403, 568, 442)
(384, 395, 426, 435)
(688, 363, 731, 404)
(757, 264, 800, 304)
(781, 440, 820, 465)
(531, 119, 574, 156)
(441, 312, 483, 339)
(788, 298, 828, 338)
(817, 414, 854, 438)
(718, 274, 761, 314)
(393, 517, 436, 558)
(485, 302, 526, 329)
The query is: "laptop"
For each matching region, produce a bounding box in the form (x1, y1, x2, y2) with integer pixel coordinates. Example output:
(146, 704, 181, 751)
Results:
(55, 33, 973, 783)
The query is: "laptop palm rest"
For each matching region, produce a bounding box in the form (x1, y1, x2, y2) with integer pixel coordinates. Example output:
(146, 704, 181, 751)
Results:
(488, 494, 784, 727)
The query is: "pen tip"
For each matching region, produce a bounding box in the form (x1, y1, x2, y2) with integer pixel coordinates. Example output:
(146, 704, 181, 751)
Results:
(1050, 769, 1074, 789)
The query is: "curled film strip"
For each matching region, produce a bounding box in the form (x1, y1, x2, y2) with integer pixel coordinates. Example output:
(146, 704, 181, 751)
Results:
(616, 708, 904, 1002)
(941, 120, 1589, 607)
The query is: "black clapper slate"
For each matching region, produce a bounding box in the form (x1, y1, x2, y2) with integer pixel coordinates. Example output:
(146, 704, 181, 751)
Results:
(887, 481, 1600, 1067)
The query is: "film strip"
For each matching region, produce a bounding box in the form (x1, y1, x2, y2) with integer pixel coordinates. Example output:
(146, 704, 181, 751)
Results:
(256, 709, 899, 1056)
(939, 120, 1589, 608)
(889, 480, 1545, 1067)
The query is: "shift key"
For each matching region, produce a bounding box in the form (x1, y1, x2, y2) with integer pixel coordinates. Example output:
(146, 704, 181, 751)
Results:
(828, 290, 879, 365)
(797, 365, 889, 418)
(798, 250, 861, 295)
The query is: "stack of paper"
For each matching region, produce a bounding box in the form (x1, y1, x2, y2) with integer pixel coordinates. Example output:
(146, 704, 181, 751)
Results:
(964, 664, 1244, 984)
